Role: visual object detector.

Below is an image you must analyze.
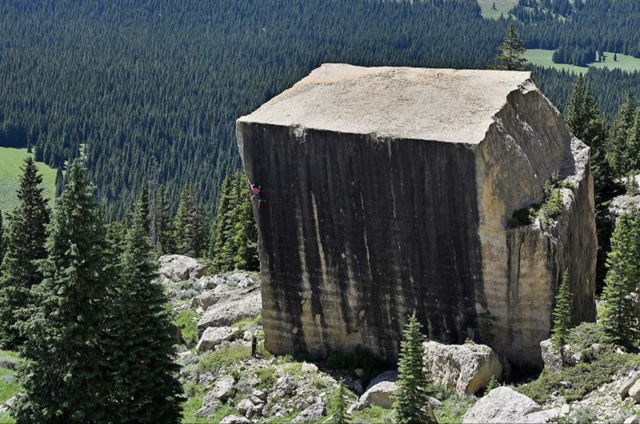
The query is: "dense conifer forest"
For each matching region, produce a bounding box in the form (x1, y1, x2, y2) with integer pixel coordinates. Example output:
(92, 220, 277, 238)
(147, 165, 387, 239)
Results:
(1, 0, 640, 217)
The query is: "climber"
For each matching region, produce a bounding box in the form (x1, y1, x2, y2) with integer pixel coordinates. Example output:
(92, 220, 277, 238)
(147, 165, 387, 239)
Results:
(250, 182, 261, 200)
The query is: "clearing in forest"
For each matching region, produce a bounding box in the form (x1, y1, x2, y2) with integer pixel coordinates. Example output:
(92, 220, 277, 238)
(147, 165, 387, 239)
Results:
(477, 0, 518, 19)
(525, 49, 640, 74)
(0, 147, 57, 214)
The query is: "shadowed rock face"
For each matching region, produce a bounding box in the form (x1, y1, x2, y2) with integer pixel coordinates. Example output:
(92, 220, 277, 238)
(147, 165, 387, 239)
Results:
(236, 64, 596, 368)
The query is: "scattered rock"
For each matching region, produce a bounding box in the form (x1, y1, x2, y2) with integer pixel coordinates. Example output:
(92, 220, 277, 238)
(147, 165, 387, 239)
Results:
(237, 398, 255, 417)
(302, 362, 319, 373)
(205, 377, 236, 402)
(619, 372, 640, 399)
(540, 339, 565, 373)
(292, 401, 326, 423)
(220, 415, 252, 424)
(628, 380, 640, 403)
(197, 292, 262, 336)
(158, 254, 208, 282)
(276, 374, 297, 397)
(253, 389, 267, 401)
(462, 387, 550, 423)
(191, 291, 218, 313)
(349, 380, 396, 412)
(196, 326, 237, 352)
(625, 416, 640, 424)
(0, 397, 15, 415)
(365, 370, 398, 391)
(194, 402, 221, 420)
(429, 397, 443, 408)
(424, 341, 502, 395)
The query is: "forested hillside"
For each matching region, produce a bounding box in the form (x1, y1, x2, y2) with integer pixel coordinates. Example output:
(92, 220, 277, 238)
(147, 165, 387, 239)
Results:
(0, 0, 639, 217)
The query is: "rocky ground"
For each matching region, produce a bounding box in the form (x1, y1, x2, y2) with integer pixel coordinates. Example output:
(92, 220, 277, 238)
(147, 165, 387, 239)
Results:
(163, 254, 640, 424)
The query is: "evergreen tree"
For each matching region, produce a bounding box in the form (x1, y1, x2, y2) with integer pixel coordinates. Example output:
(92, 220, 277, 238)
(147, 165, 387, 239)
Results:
(55, 167, 64, 197)
(496, 23, 527, 71)
(210, 173, 234, 271)
(174, 184, 196, 256)
(394, 311, 435, 424)
(0, 157, 51, 348)
(600, 209, 640, 349)
(627, 107, 640, 173)
(174, 184, 207, 258)
(103, 187, 184, 423)
(565, 75, 587, 139)
(156, 184, 176, 256)
(329, 379, 351, 424)
(607, 91, 636, 178)
(551, 271, 573, 353)
(232, 174, 259, 271)
(13, 160, 112, 424)
(0, 211, 4, 266)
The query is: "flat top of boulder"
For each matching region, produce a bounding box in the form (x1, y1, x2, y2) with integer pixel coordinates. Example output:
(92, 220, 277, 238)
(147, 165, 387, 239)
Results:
(238, 64, 533, 144)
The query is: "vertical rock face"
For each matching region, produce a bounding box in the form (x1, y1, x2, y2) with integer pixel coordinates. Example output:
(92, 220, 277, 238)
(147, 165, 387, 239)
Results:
(236, 64, 596, 368)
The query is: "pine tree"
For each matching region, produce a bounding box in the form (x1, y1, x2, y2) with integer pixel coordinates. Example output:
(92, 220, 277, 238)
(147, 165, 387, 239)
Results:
(0, 211, 4, 266)
(496, 23, 527, 71)
(55, 167, 64, 197)
(210, 173, 234, 271)
(600, 209, 640, 349)
(394, 311, 435, 424)
(174, 184, 196, 256)
(103, 187, 184, 423)
(156, 184, 176, 256)
(565, 75, 587, 139)
(627, 107, 640, 173)
(232, 173, 259, 271)
(607, 91, 636, 178)
(329, 379, 351, 424)
(551, 271, 573, 353)
(0, 157, 51, 349)
(13, 160, 112, 424)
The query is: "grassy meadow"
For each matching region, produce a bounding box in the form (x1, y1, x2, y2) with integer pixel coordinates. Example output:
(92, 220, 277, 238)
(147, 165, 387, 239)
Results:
(0, 147, 57, 216)
(525, 49, 640, 74)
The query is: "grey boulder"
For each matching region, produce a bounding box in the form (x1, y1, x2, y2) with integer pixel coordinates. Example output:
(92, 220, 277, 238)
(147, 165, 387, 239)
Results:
(158, 254, 208, 282)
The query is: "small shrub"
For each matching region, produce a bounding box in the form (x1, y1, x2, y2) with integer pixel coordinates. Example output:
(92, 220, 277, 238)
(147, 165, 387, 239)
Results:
(485, 375, 498, 393)
(435, 394, 476, 424)
(518, 352, 640, 403)
(198, 344, 252, 375)
(256, 367, 277, 390)
(351, 405, 390, 424)
(566, 322, 610, 350)
(173, 309, 201, 346)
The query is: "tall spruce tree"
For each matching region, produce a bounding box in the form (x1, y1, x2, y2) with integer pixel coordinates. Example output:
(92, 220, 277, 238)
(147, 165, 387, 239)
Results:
(103, 187, 183, 423)
(232, 174, 259, 271)
(174, 184, 207, 257)
(627, 107, 640, 173)
(496, 23, 527, 71)
(329, 379, 351, 424)
(600, 209, 640, 349)
(156, 184, 176, 256)
(55, 167, 64, 197)
(607, 91, 636, 178)
(210, 173, 234, 271)
(0, 211, 4, 266)
(394, 311, 435, 424)
(13, 160, 112, 424)
(0, 157, 51, 348)
(565, 75, 587, 139)
(551, 271, 573, 353)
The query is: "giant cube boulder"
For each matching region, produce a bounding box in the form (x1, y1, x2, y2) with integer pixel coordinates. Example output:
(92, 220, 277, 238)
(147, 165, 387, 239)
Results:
(236, 64, 596, 368)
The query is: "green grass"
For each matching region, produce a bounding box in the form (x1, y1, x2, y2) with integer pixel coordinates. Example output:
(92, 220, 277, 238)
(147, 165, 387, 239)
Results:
(181, 384, 237, 424)
(519, 351, 640, 403)
(525, 49, 640, 74)
(478, 0, 518, 19)
(436, 394, 476, 424)
(173, 310, 201, 347)
(0, 351, 20, 424)
(197, 344, 271, 376)
(0, 147, 57, 214)
(351, 405, 392, 424)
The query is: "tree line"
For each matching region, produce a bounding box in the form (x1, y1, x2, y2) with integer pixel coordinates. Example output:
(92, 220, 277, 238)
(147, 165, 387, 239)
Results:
(0, 158, 182, 423)
(2, 0, 640, 218)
